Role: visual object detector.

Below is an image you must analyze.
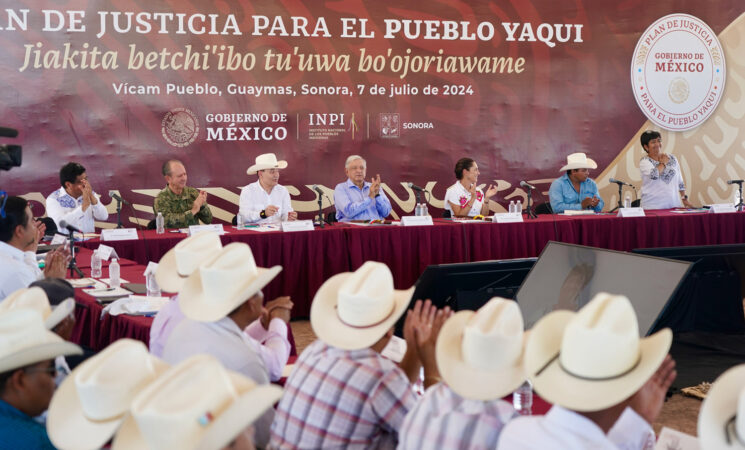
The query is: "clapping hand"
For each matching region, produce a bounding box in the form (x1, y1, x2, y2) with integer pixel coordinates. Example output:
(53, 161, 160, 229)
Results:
(260, 296, 293, 329)
(44, 246, 71, 278)
(627, 355, 676, 425)
(485, 184, 498, 198)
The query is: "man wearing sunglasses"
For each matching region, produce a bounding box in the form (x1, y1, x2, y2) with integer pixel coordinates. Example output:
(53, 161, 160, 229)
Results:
(45, 162, 109, 233)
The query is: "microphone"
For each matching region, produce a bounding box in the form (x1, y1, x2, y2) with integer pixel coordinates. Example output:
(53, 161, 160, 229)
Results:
(609, 178, 635, 187)
(312, 185, 324, 197)
(59, 220, 82, 234)
(0, 127, 18, 138)
(407, 182, 426, 192)
(108, 190, 131, 205)
(520, 181, 536, 190)
(727, 180, 744, 185)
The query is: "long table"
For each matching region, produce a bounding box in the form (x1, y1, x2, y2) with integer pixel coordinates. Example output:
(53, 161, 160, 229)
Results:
(78, 210, 745, 318)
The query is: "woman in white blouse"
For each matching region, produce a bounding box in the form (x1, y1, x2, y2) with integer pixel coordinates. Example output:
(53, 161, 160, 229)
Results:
(639, 130, 694, 210)
(444, 158, 498, 217)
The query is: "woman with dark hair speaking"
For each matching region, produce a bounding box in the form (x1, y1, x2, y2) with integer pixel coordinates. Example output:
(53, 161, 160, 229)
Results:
(444, 158, 498, 217)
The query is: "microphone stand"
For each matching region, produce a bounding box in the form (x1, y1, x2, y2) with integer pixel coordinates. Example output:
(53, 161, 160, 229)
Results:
(316, 193, 324, 228)
(66, 232, 85, 278)
(114, 197, 123, 228)
(609, 183, 623, 213)
(526, 189, 537, 219)
(735, 181, 744, 212)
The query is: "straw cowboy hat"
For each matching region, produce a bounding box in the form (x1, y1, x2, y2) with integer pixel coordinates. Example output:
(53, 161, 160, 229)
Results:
(436, 297, 527, 401)
(524, 292, 671, 412)
(698, 363, 745, 449)
(0, 309, 81, 373)
(155, 232, 224, 293)
(112, 354, 283, 450)
(247, 153, 288, 175)
(310, 261, 414, 350)
(0, 286, 74, 330)
(47, 339, 169, 450)
(559, 152, 598, 172)
(178, 243, 282, 322)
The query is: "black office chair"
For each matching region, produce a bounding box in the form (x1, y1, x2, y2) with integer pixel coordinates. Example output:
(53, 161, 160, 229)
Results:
(325, 211, 337, 225)
(37, 217, 58, 237)
(146, 219, 156, 230)
(442, 210, 452, 218)
(535, 202, 554, 215)
(631, 199, 641, 207)
(231, 215, 238, 226)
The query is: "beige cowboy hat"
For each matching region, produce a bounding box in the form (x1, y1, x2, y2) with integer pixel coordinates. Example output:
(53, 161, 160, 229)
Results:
(0, 309, 81, 373)
(559, 152, 598, 172)
(112, 354, 283, 450)
(178, 242, 282, 322)
(247, 153, 288, 175)
(524, 292, 671, 412)
(46, 339, 169, 450)
(155, 232, 223, 293)
(698, 364, 745, 449)
(310, 261, 414, 350)
(0, 286, 74, 330)
(436, 297, 527, 401)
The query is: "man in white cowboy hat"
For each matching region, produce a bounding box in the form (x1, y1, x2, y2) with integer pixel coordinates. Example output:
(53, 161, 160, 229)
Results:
(46, 339, 169, 450)
(162, 242, 288, 447)
(698, 362, 745, 448)
(334, 155, 392, 221)
(397, 297, 527, 450)
(0, 309, 81, 448)
(239, 152, 297, 224)
(153, 159, 213, 229)
(548, 152, 604, 213)
(270, 261, 450, 449)
(153, 236, 293, 382)
(497, 293, 677, 449)
(112, 354, 282, 450)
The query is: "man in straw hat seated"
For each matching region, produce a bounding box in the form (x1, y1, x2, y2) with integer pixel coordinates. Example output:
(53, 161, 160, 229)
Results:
(162, 241, 286, 447)
(697, 362, 745, 448)
(497, 293, 677, 449)
(153, 235, 293, 382)
(270, 261, 451, 449)
(398, 297, 527, 449)
(111, 354, 282, 450)
(0, 309, 82, 448)
(548, 152, 604, 213)
(45, 339, 169, 450)
(239, 153, 297, 224)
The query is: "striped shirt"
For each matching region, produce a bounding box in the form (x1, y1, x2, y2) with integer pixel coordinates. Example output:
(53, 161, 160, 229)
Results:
(270, 339, 416, 449)
(397, 382, 516, 450)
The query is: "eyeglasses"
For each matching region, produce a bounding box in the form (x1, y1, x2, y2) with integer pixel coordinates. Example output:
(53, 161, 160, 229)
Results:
(24, 366, 57, 377)
(0, 190, 7, 219)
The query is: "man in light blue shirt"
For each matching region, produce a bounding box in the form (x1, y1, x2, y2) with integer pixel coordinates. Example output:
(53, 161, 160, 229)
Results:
(334, 155, 392, 221)
(548, 153, 604, 213)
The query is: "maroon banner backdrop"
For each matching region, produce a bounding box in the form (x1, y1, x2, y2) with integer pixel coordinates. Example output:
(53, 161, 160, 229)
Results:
(0, 1, 742, 223)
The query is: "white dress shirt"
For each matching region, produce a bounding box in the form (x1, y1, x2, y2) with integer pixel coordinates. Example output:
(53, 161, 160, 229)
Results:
(45, 187, 108, 233)
(162, 316, 275, 447)
(238, 181, 293, 223)
(497, 405, 655, 450)
(0, 241, 42, 300)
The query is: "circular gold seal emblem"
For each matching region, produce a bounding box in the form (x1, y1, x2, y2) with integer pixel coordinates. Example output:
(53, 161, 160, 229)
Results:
(162, 108, 199, 147)
(631, 14, 726, 131)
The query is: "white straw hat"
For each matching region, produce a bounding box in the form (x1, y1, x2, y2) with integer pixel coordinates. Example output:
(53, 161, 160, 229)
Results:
(524, 292, 671, 412)
(698, 364, 745, 449)
(178, 243, 281, 322)
(0, 309, 81, 373)
(310, 261, 414, 350)
(112, 354, 283, 450)
(436, 297, 527, 401)
(46, 339, 169, 450)
(155, 232, 224, 293)
(559, 152, 598, 171)
(0, 286, 74, 330)
(247, 153, 288, 175)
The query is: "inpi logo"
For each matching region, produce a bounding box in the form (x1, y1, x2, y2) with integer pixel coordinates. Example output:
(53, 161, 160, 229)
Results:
(308, 113, 345, 126)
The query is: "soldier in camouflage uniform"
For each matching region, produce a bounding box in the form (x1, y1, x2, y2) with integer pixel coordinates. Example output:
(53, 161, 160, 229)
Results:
(154, 159, 213, 228)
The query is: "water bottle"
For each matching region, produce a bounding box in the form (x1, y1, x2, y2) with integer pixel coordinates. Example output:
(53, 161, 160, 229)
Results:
(236, 212, 245, 228)
(414, 203, 422, 216)
(109, 259, 120, 289)
(624, 192, 632, 209)
(422, 203, 429, 216)
(91, 250, 102, 278)
(509, 200, 515, 214)
(516, 200, 523, 214)
(146, 273, 161, 297)
(156, 212, 165, 234)
(513, 380, 533, 415)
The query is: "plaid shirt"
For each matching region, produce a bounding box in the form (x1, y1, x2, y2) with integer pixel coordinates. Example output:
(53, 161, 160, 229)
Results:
(397, 382, 516, 450)
(270, 339, 416, 449)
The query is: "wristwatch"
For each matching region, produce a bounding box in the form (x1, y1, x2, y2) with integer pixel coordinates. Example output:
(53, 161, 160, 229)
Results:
(681, 194, 688, 200)
(260, 210, 267, 219)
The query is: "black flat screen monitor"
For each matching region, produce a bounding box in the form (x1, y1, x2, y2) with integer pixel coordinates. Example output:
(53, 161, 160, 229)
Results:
(515, 241, 692, 335)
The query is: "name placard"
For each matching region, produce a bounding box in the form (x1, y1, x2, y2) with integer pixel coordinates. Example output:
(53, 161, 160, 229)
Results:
(101, 228, 139, 241)
(400, 215, 434, 226)
(96, 244, 118, 261)
(188, 224, 225, 236)
(492, 213, 524, 223)
(50, 234, 67, 245)
(709, 203, 737, 214)
(281, 220, 315, 232)
(617, 207, 646, 218)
